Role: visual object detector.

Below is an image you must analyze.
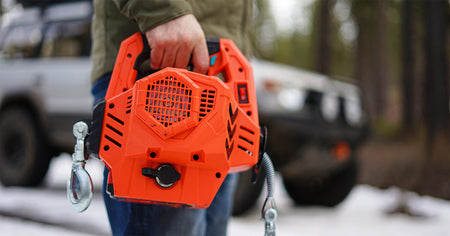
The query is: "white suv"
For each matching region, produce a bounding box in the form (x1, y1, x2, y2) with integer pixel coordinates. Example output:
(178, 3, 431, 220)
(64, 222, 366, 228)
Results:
(0, 1, 93, 186)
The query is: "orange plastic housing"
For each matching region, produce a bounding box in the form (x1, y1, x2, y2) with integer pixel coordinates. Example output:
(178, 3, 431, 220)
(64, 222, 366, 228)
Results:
(98, 33, 260, 208)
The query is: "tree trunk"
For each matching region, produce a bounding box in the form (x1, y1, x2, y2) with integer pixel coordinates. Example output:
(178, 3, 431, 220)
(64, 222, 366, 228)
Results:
(423, 0, 449, 147)
(373, 0, 388, 119)
(315, 0, 335, 75)
(353, 0, 377, 120)
(414, 0, 450, 199)
(401, 0, 415, 135)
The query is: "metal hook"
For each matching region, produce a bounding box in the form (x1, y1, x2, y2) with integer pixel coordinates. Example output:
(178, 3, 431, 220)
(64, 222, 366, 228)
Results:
(67, 121, 93, 213)
(67, 162, 93, 212)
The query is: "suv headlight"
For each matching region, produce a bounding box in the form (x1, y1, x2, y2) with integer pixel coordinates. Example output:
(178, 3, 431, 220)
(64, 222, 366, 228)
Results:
(277, 87, 306, 111)
(320, 92, 339, 122)
(344, 96, 363, 126)
(258, 79, 307, 113)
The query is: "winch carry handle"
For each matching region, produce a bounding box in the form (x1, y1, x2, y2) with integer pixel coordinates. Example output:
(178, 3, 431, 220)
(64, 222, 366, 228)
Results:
(105, 33, 220, 100)
(104, 33, 258, 123)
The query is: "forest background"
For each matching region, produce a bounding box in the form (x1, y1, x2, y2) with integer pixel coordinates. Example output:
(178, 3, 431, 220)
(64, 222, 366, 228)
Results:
(252, 0, 449, 201)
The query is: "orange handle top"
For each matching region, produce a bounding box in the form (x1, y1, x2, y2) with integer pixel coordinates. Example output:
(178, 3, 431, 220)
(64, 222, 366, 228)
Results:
(105, 33, 144, 100)
(208, 39, 258, 124)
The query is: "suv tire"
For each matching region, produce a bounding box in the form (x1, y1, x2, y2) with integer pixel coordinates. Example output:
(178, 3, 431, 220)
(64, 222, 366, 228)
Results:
(283, 157, 357, 207)
(0, 107, 51, 186)
(232, 169, 265, 216)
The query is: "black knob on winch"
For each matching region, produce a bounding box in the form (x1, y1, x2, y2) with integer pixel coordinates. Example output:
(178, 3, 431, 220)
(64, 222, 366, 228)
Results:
(142, 164, 181, 188)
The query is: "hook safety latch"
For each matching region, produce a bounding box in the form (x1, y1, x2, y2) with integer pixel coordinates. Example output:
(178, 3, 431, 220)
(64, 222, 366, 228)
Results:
(67, 121, 93, 213)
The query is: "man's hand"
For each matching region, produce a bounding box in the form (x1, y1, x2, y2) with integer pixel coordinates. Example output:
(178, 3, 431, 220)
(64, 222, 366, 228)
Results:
(145, 14, 209, 74)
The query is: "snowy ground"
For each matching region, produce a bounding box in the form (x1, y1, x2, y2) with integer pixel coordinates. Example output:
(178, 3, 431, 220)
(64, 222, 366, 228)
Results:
(0, 154, 449, 236)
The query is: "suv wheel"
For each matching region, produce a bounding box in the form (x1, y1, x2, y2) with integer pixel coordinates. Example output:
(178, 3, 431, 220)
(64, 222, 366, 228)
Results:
(232, 169, 265, 216)
(283, 154, 358, 207)
(0, 107, 51, 186)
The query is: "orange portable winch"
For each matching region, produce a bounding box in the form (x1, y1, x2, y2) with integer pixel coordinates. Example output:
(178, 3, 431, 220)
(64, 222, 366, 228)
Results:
(86, 33, 262, 208)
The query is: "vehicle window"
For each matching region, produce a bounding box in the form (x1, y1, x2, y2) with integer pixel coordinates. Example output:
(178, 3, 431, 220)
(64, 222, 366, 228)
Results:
(0, 25, 43, 59)
(40, 20, 91, 58)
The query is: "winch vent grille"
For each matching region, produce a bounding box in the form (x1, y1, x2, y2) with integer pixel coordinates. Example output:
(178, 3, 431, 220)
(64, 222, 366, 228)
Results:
(199, 89, 216, 121)
(145, 76, 192, 127)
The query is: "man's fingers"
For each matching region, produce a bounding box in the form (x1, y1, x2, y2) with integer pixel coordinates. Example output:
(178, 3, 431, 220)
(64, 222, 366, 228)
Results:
(149, 46, 163, 70)
(191, 42, 209, 74)
(150, 43, 209, 74)
(160, 44, 179, 69)
(145, 14, 208, 73)
(174, 45, 193, 69)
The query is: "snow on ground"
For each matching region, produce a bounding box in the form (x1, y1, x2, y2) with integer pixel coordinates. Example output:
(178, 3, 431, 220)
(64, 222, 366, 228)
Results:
(1, 154, 449, 236)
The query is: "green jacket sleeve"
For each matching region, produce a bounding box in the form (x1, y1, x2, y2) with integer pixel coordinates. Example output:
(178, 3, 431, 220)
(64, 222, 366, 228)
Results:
(112, 0, 193, 33)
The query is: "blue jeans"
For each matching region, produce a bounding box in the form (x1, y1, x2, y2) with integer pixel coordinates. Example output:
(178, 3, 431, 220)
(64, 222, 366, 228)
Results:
(92, 74, 238, 236)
